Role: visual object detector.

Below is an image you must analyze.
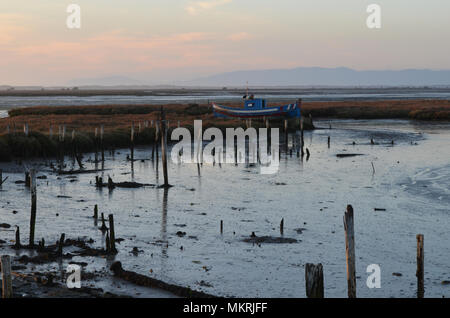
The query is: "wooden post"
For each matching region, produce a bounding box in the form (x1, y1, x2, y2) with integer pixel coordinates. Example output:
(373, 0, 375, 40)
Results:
(280, 218, 284, 235)
(284, 119, 288, 152)
(100, 125, 105, 162)
(1, 255, 13, 298)
(57, 233, 65, 256)
(220, 220, 223, 234)
(416, 234, 424, 298)
(108, 214, 117, 253)
(130, 123, 135, 161)
(15, 226, 20, 248)
(93, 204, 98, 219)
(29, 169, 37, 247)
(300, 117, 305, 156)
(100, 213, 107, 232)
(343, 205, 356, 298)
(105, 231, 110, 253)
(328, 136, 330, 148)
(25, 171, 30, 187)
(160, 107, 169, 187)
(305, 263, 324, 298)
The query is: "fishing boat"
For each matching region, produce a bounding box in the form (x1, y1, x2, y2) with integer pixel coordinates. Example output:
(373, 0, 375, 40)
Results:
(212, 95, 301, 119)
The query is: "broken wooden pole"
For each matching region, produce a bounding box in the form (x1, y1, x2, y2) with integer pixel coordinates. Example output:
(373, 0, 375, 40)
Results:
(25, 171, 30, 187)
(93, 204, 98, 219)
(305, 263, 324, 298)
(107, 176, 115, 190)
(280, 218, 284, 235)
(39, 238, 45, 251)
(160, 107, 169, 187)
(15, 226, 20, 249)
(1, 255, 13, 298)
(99, 125, 105, 162)
(57, 233, 65, 256)
(130, 123, 135, 162)
(0, 169, 6, 187)
(343, 205, 356, 298)
(300, 117, 305, 156)
(328, 136, 330, 148)
(108, 214, 117, 253)
(416, 234, 424, 298)
(105, 231, 110, 253)
(29, 169, 37, 247)
(220, 220, 223, 234)
(100, 213, 107, 232)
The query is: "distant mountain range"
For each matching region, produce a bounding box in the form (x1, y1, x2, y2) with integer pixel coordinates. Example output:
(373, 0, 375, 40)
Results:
(183, 67, 450, 87)
(3, 67, 449, 89)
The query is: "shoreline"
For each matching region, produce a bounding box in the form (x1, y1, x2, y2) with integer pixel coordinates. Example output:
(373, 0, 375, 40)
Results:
(0, 99, 449, 162)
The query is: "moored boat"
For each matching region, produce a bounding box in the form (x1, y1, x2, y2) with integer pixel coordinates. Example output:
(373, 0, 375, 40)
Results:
(212, 95, 301, 119)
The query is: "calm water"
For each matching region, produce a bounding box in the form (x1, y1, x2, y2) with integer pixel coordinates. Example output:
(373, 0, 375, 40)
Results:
(0, 119, 449, 297)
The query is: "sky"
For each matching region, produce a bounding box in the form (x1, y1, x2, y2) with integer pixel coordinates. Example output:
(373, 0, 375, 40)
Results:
(1, 0, 450, 86)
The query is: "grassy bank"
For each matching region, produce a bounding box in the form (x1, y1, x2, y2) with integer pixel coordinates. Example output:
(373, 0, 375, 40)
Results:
(301, 99, 450, 120)
(2, 99, 448, 161)
(0, 103, 306, 161)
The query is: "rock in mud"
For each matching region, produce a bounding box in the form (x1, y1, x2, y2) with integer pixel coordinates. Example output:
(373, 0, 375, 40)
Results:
(243, 235, 298, 244)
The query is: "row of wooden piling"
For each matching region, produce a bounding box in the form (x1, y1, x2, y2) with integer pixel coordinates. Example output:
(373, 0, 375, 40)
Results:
(304, 205, 426, 298)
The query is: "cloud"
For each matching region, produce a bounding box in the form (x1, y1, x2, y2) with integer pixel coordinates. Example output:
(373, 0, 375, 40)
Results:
(227, 32, 252, 42)
(186, 0, 232, 15)
(0, 14, 29, 45)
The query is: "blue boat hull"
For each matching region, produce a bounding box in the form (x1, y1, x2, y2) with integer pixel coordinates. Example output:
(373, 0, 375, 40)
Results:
(212, 102, 301, 119)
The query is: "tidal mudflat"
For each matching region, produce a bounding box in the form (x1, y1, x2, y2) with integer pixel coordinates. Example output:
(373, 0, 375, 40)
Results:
(0, 119, 449, 297)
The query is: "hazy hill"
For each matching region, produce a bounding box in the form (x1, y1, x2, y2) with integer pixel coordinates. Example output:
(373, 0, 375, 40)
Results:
(183, 67, 450, 87)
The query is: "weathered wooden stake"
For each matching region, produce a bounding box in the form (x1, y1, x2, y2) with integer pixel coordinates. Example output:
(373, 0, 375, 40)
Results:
(100, 125, 105, 162)
(160, 108, 169, 187)
(29, 169, 37, 247)
(105, 231, 110, 253)
(300, 117, 305, 156)
(15, 226, 20, 249)
(280, 218, 284, 235)
(220, 220, 223, 234)
(1, 255, 13, 298)
(108, 214, 117, 253)
(328, 136, 330, 148)
(305, 263, 324, 298)
(343, 205, 356, 298)
(416, 234, 424, 298)
(25, 171, 30, 187)
(57, 233, 65, 256)
(100, 213, 107, 232)
(93, 204, 98, 219)
(130, 123, 135, 161)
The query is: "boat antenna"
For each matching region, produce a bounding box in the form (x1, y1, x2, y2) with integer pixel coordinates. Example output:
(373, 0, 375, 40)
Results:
(246, 81, 249, 98)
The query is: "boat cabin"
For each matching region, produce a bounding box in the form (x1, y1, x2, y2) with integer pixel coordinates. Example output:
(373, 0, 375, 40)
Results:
(244, 98, 267, 110)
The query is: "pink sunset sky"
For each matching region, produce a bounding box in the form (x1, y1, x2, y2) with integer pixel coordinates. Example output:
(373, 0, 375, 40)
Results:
(1, 0, 449, 85)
